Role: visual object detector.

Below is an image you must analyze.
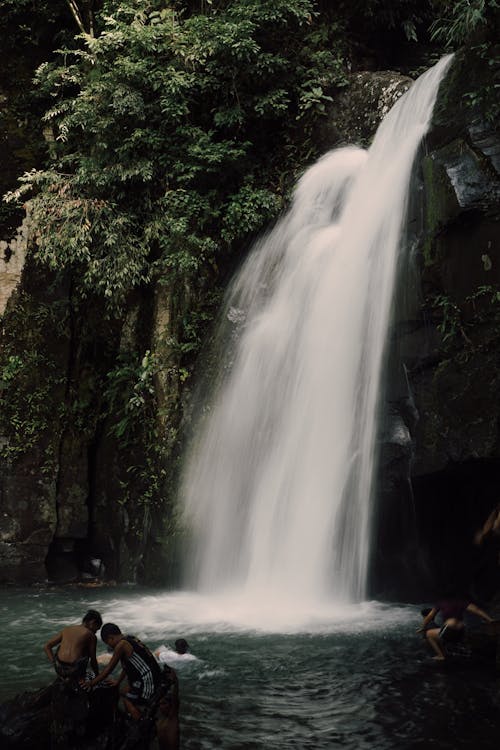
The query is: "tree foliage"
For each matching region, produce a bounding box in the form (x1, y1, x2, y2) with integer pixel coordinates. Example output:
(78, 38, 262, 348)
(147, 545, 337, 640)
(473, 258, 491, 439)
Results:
(430, 0, 499, 123)
(334, 0, 432, 42)
(7, 0, 348, 310)
(429, 0, 499, 47)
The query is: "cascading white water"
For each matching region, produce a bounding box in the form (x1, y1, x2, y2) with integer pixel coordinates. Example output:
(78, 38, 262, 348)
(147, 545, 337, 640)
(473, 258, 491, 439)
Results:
(181, 55, 453, 607)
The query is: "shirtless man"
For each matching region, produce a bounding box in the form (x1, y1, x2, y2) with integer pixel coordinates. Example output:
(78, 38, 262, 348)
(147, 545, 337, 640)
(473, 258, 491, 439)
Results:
(44, 609, 103, 681)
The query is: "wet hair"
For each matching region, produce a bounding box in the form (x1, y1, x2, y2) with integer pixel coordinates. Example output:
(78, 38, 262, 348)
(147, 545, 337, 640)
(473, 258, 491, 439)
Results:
(83, 610, 103, 628)
(101, 623, 122, 643)
(175, 638, 189, 654)
(420, 608, 433, 618)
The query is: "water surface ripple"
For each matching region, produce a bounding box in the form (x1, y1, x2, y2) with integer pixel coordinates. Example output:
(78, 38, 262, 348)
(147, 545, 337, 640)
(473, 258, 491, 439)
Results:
(1, 588, 498, 749)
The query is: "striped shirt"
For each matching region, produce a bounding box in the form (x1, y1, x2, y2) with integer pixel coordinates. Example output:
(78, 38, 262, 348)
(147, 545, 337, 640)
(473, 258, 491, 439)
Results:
(121, 635, 162, 701)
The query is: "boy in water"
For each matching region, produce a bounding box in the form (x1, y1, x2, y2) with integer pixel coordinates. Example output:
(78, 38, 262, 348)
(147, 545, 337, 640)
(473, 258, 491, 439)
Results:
(154, 637, 196, 665)
(44, 609, 102, 681)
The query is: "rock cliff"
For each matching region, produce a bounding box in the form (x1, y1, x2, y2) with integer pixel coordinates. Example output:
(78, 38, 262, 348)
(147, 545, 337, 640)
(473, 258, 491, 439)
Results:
(374, 45, 500, 600)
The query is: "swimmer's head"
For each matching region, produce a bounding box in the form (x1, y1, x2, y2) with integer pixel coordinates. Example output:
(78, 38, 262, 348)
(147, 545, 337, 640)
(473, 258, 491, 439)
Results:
(420, 608, 433, 618)
(175, 638, 189, 654)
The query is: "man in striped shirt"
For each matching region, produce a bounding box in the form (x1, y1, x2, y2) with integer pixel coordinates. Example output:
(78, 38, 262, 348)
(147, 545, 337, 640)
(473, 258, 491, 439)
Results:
(87, 623, 162, 719)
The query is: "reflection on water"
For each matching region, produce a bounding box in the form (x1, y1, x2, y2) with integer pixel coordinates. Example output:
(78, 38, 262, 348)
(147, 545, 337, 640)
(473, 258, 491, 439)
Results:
(1, 587, 499, 749)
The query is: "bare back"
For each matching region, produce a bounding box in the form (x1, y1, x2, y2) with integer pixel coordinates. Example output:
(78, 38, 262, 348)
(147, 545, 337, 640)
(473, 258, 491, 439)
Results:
(57, 624, 95, 662)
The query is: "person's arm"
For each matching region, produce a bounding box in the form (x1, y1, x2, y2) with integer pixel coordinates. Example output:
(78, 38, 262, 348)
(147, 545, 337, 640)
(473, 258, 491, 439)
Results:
(88, 649, 121, 686)
(108, 669, 127, 688)
(492, 507, 500, 534)
(170, 668, 179, 711)
(88, 633, 99, 677)
(87, 641, 130, 687)
(418, 608, 438, 632)
(44, 632, 62, 663)
(466, 603, 493, 623)
(475, 509, 497, 544)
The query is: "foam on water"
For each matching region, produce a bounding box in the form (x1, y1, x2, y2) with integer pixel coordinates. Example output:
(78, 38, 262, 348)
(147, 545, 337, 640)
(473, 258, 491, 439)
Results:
(63, 590, 416, 637)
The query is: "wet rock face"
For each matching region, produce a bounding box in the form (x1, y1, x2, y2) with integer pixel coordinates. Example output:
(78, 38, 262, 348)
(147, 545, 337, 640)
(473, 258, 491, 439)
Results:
(0, 256, 152, 585)
(0, 454, 57, 583)
(412, 49, 500, 477)
(374, 48, 500, 599)
(321, 70, 412, 147)
(0, 244, 179, 585)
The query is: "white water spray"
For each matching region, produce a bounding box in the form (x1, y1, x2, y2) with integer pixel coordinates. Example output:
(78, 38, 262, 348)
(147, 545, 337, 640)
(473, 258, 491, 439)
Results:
(181, 56, 453, 607)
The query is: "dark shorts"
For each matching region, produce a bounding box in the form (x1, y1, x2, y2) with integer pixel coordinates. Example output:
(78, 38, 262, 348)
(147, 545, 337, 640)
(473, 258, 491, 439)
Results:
(124, 691, 149, 707)
(125, 684, 174, 710)
(422, 621, 439, 636)
(439, 625, 464, 644)
(54, 655, 89, 680)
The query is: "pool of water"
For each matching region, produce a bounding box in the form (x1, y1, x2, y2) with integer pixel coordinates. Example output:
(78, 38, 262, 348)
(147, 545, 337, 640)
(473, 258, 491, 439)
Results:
(1, 587, 498, 749)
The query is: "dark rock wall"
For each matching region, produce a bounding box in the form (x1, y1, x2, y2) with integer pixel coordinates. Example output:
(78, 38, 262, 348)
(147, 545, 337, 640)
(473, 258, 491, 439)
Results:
(0, 256, 182, 585)
(373, 46, 500, 601)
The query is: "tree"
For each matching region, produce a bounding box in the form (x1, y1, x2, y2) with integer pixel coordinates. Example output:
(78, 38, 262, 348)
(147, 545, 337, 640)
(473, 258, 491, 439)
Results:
(7, 0, 348, 312)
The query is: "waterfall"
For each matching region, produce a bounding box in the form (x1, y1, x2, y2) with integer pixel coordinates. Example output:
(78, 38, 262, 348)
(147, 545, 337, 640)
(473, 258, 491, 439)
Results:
(181, 55, 453, 606)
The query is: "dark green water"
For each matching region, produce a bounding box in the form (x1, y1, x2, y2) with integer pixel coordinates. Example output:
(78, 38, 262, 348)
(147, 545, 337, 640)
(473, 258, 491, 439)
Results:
(1, 587, 499, 749)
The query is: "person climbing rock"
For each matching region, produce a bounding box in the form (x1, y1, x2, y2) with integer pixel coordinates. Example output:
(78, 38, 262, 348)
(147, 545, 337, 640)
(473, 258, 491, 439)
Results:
(87, 623, 179, 748)
(418, 607, 439, 636)
(87, 623, 162, 717)
(44, 609, 102, 682)
(419, 598, 493, 661)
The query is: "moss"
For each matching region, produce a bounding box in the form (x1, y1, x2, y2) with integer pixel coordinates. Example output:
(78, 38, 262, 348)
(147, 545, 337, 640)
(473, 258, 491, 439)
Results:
(0, 284, 69, 464)
(421, 150, 460, 267)
(415, 311, 500, 471)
